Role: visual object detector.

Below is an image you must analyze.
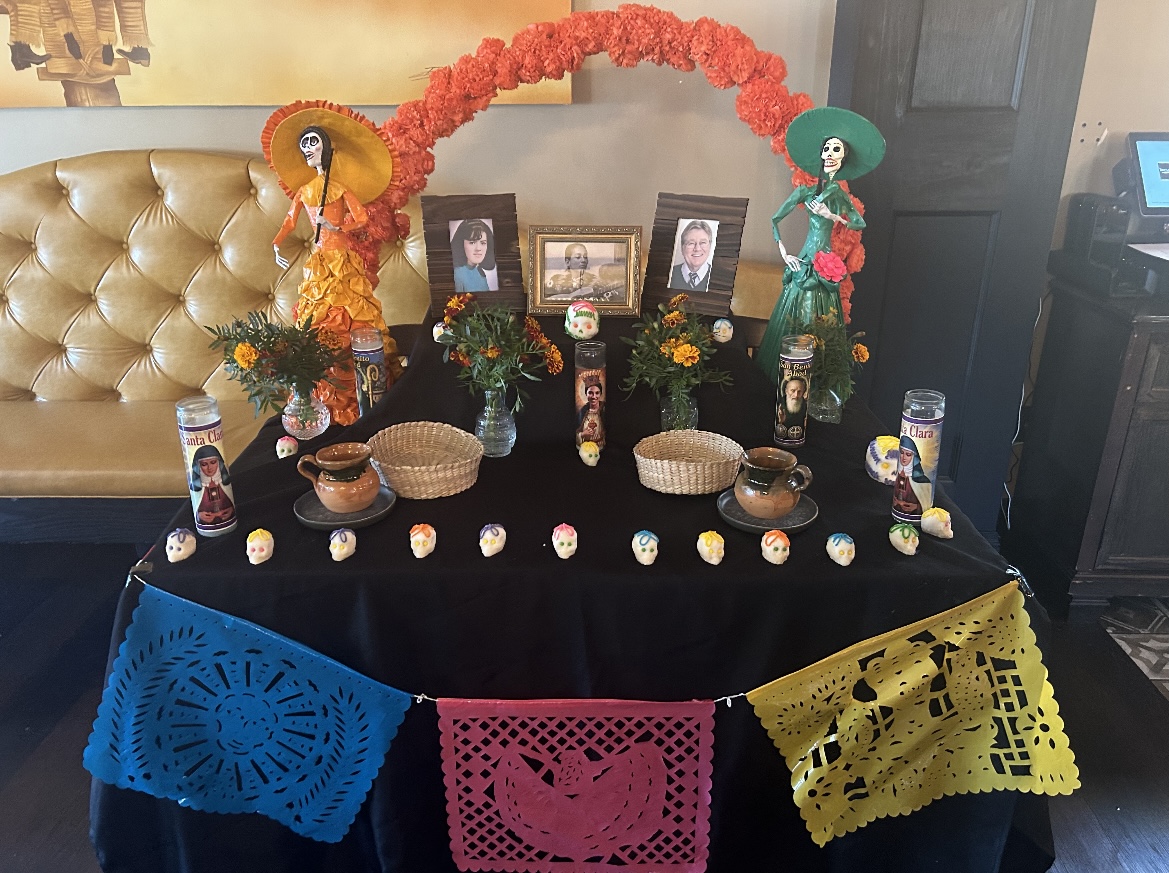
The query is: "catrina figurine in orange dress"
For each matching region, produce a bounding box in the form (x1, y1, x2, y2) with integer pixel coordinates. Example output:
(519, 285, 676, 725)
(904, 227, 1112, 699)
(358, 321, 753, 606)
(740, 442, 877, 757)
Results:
(263, 101, 403, 426)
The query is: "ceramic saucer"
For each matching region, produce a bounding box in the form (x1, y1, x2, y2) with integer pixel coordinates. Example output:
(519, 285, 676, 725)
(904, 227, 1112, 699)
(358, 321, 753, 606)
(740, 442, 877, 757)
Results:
(294, 485, 396, 530)
(716, 489, 818, 534)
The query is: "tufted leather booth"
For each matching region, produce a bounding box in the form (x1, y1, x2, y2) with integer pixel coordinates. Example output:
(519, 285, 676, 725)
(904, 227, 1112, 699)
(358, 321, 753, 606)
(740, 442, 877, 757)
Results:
(0, 150, 430, 498)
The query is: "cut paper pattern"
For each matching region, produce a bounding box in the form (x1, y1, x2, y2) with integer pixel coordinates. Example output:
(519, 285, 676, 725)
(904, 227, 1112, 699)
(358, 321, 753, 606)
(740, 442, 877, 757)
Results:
(438, 698, 714, 872)
(747, 581, 1078, 846)
(84, 585, 412, 843)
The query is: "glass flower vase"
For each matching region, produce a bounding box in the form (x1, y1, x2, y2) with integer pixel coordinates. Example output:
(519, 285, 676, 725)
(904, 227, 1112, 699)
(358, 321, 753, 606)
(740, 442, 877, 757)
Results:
(808, 386, 843, 424)
(475, 388, 516, 457)
(281, 385, 331, 439)
(660, 389, 698, 431)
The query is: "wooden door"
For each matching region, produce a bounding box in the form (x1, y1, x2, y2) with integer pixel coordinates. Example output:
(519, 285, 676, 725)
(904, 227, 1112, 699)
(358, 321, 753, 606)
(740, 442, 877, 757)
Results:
(830, 0, 1096, 535)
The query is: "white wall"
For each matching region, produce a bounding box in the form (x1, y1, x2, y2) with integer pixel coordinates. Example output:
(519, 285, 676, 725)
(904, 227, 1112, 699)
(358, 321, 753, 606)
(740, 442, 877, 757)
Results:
(1, 1, 837, 265)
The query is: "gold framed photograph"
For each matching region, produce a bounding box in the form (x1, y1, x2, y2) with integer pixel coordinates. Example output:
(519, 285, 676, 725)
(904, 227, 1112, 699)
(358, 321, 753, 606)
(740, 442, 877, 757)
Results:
(527, 226, 642, 315)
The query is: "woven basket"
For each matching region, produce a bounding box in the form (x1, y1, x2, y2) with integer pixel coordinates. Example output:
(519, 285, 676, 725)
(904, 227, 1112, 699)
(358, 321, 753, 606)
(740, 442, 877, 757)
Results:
(633, 430, 744, 495)
(368, 422, 484, 499)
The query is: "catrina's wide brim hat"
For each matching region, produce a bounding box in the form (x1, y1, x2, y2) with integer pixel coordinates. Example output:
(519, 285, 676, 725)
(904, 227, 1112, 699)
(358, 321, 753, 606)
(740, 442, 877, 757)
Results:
(262, 100, 399, 204)
(786, 107, 886, 181)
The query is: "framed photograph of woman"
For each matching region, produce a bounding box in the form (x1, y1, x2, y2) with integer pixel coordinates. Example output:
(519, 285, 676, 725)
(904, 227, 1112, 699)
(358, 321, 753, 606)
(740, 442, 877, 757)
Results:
(527, 226, 642, 316)
(422, 194, 524, 312)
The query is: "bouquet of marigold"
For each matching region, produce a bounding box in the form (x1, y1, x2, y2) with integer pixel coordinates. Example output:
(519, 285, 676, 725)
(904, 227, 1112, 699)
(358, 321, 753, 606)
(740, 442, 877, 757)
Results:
(620, 293, 732, 423)
(435, 294, 564, 412)
(208, 312, 342, 416)
(801, 308, 869, 404)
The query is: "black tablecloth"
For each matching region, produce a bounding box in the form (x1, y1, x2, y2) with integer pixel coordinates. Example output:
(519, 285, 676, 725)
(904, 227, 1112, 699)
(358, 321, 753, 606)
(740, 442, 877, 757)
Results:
(90, 316, 1050, 872)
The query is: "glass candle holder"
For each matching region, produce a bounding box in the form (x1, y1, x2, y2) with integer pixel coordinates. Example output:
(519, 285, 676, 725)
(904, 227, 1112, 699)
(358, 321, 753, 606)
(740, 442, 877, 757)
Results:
(774, 334, 813, 447)
(892, 389, 945, 524)
(176, 395, 238, 537)
(350, 326, 387, 418)
(574, 341, 607, 450)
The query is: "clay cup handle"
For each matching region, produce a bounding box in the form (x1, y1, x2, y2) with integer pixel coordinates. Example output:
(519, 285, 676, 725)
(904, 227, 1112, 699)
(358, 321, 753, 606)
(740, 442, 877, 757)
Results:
(788, 464, 813, 493)
(296, 454, 321, 486)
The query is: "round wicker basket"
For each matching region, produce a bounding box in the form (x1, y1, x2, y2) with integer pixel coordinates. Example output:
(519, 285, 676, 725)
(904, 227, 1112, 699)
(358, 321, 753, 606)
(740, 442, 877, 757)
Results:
(633, 430, 744, 495)
(367, 421, 484, 499)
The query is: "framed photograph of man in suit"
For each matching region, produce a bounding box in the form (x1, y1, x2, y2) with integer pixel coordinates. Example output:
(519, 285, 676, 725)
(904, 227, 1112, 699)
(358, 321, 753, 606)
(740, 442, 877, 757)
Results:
(668, 218, 720, 293)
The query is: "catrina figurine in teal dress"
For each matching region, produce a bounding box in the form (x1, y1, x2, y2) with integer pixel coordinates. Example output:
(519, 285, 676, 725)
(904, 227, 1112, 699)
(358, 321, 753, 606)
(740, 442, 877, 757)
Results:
(757, 108, 886, 406)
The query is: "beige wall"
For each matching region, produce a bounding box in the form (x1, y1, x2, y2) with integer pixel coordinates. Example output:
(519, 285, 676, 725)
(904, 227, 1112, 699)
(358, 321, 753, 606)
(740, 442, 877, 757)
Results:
(0, 1, 836, 266)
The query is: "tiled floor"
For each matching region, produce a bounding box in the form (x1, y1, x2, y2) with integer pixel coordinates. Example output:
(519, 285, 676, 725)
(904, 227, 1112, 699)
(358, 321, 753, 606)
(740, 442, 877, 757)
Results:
(1099, 597, 1169, 703)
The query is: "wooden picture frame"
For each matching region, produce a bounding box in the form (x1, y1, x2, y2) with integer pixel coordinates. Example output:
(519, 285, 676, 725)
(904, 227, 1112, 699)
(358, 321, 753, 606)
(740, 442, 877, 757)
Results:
(527, 226, 642, 315)
(421, 194, 525, 313)
(643, 193, 749, 317)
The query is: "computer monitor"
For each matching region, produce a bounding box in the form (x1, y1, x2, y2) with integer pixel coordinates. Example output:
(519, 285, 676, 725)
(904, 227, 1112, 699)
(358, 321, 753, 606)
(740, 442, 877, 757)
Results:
(1127, 132, 1169, 217)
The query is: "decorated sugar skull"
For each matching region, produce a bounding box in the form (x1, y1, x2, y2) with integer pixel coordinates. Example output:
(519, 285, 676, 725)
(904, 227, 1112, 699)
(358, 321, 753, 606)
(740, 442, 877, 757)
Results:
(712, 318, 734, 343)
(410, 523, 436, 558)
(563, 301, 600, 340)
(275, 435, 299, 458)
(552, 523, 578, 559)
(246, 529, 274, 565)
(479, 524, 506, 557)
(432, 320, 450, 342)
(889, 523, 919, 556)
(922, 507, 954, 539)
(632, 530, 659, 565)
(328, 528, 357, 561)
(865, 435, 900, 485)
(578, 440, 600, 467)
(826, 532, 855, 566)
(761, 529, 790, 565)
(165, 528, 196, 563)
(697, 530, 725, 565)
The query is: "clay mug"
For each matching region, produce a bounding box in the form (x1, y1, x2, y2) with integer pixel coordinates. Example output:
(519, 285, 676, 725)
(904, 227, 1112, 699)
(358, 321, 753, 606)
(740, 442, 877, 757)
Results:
(297, 442, 380, 514)
(733, 447, 813, 520)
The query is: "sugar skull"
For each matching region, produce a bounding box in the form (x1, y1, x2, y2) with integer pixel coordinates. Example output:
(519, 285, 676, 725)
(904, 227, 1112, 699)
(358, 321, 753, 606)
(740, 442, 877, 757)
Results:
(328, 528, 356, 561)
(761, 529, 790, 565)
(479, 524, 506, 557)
(275, 435, 298, 458)
(889, 523, 919, 556)
(632, 530, 659, 565)
(697, 530, 725, 565)
(552, 523, 578, 559)
(563, 301, 600, 340)
(922, 507, 954, 539)
(712, 318, 734, 343)
(410, 523, 436, 558)
(432, 320, 450, 342)
(246, 529, 274, 565)
(578, 440, 600, 467)
(165, 528, 196, 563)
(865, 435, 900, 485)
(826, 532, 855, 566)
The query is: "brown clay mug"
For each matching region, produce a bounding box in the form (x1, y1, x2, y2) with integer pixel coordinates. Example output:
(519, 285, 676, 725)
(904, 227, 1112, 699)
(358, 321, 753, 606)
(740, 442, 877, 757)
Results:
(297, 442, 380, 514)
(733, 447, 813, 520)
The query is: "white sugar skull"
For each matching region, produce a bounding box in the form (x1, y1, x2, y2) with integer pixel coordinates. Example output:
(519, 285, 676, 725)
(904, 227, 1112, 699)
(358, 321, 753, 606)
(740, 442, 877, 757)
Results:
(432, 321, 450, 342)
(479, 524, 506, 557)
(632, 530, 659, 565)
(329, 528, 356, 561)
(165, 528, 196, 563)
(712, 318, 734, 343)
(761, 530, 790, 565)
(889, 523, 919, 556)
(564, 301, 600, 340)
(276, 436, 298, 459)
(826, 532, 855, 566)
(246, 529, 274, 565)
(552, 523, 578, 559)
(922, 507, 954, 539)
(410, 523, 436, 558)
(821, 136, 848, 177)
(865, 436, 900, 485)
(578, 440, 600, 467)
(697, 530, 725, 565)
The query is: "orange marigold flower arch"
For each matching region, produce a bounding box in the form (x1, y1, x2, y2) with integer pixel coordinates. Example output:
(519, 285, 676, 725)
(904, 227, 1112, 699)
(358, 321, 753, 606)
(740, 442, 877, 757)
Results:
(373, 3, 867, 323)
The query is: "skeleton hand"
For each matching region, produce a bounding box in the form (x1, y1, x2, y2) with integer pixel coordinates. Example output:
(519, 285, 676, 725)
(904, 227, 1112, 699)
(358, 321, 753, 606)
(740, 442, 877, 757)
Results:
(274, 245, 290, 270)
(315, 217, 340, 233)
(807, 200, 843, 223)
(777, 239, 802, 271)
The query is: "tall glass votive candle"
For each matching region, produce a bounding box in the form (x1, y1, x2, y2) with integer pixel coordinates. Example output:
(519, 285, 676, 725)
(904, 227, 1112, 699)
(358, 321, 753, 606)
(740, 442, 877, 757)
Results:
(176, 395, 237, 537)
(892, 389, 945, 524)
(574, 341, 606, 450)
(350, 326, 387, 418)
(774, 334, 814, 447)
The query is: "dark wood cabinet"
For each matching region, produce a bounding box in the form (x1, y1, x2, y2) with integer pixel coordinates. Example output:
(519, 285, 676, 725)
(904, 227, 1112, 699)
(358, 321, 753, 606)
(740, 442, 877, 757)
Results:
(1004, 278, 1169, 605)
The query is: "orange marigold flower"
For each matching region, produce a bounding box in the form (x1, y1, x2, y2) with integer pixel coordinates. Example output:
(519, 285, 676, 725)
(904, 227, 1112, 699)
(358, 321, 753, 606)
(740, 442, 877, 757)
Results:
(668, 293, 689, 309)
(673, 343, 700, 367)
(484, 345, 501, 359)
(450, 349, 471, 367)
(660, 343, 673, 356)
(662, 311, 685, 328)
(524, 315, 543, 340)
(544, 345, 564, 375)
(232, 342, 258, 370)
(317, 328, 342, 349)
(852, 342, 870, 363)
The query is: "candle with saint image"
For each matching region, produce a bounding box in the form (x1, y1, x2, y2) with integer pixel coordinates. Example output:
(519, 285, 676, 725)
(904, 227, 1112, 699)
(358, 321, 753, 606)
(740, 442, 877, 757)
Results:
(775, 335, 813, 447)
(176, 395, 237, 537)
(891, 389, 945, 524)
(574, 341, 607, 451)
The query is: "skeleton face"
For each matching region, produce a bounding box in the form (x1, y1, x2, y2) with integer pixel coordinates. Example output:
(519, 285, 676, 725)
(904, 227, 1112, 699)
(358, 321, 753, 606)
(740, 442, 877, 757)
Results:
(865, 436, 900, 485)
(564, 302, 599, 340)
(165, 528, 196, 563)
(552, 523, 578, 559)
(697, 530, 725, 565)
(922, 507, 954, 539)
(329, 528, 356, 561)
(712, 318, 733, 343)
(299, 131, 325, 169)
(761, 530, 790, 565)
(410, 523, 436, 558)
(247, 529, 274, 565)
(433, 321, 451, 342)
(578, 440, 600, 467)
(632, 530, 659, 565)
(821, 137, 847, 177)
(276, 436, 298, 459)
(826, 532, 855, 566)
(479, 524, 506, 557)
(889, 523, 919, 556)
